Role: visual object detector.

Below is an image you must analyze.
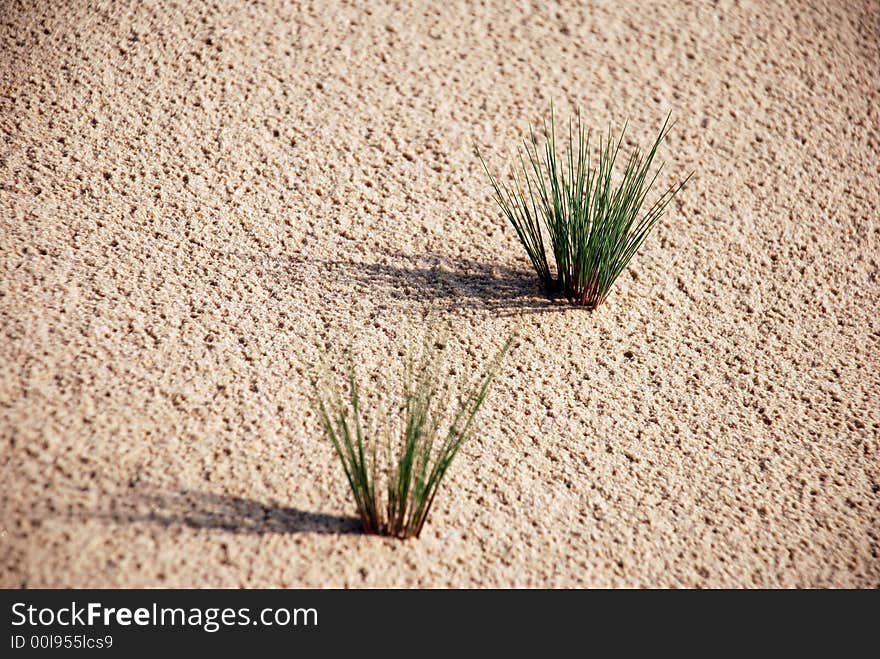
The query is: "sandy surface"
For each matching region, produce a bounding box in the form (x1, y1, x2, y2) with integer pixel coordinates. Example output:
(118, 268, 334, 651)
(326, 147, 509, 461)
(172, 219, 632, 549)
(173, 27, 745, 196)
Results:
(2, 0, 878, 588)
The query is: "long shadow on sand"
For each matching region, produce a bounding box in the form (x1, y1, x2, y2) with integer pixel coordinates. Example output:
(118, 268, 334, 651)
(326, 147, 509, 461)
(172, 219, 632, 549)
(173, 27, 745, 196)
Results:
(315, 252, 568, 315)
(175, 243, 567, 314)
(98, 489, 360, 536)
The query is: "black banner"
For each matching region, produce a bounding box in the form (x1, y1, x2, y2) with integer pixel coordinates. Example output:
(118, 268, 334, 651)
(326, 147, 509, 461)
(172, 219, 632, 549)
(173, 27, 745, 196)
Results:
(0, 589, 874, 653)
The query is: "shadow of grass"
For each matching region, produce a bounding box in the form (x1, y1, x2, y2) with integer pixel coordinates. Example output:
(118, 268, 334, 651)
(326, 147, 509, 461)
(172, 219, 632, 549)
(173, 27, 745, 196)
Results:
(175, 242, 569, 314)
(315, 252, 568, 315)
(96, 489, 361, 536)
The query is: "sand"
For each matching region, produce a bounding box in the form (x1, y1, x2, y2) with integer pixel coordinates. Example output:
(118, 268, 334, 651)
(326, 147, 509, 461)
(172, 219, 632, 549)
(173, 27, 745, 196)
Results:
(1, 0, 878, 588)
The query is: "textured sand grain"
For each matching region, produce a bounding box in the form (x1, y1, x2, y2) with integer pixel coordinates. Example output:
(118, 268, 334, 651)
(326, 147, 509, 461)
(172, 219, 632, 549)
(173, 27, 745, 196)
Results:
(1, 0, 879, 587)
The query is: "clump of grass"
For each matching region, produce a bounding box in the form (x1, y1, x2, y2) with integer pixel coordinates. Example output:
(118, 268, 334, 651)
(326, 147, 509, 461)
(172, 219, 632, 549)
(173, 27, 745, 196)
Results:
(312, 333, 510, 539)
(478, 108, 691, 309)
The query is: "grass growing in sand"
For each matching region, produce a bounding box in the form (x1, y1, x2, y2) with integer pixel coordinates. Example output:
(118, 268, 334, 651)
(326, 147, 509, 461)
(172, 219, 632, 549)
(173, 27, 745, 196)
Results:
(312, 333, 510, 539)
(478, 108, 691, 309)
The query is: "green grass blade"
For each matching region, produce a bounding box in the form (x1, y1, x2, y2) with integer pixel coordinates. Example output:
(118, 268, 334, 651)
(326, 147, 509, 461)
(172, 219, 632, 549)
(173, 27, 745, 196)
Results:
(479, 108, 688, 308)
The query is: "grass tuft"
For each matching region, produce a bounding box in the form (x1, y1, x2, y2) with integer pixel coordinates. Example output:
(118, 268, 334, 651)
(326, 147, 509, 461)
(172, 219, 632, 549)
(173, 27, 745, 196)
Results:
(478, 107, 691, 309)
(312, 333, 511, 539)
